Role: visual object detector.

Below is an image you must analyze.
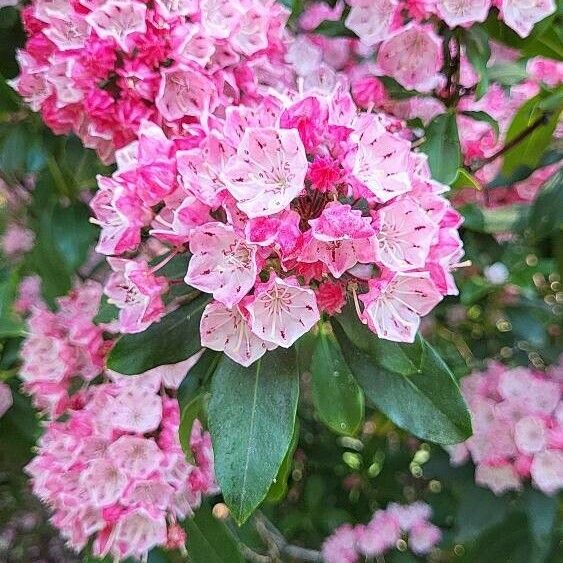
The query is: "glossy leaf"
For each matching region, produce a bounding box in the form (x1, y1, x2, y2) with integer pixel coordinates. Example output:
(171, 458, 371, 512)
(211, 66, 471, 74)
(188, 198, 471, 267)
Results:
(420, 112, 461, 184)
(185, 503, 245, 563)
(502, 92, 561, 176)
(335, 304, 419, 376)
(527, 169, 563, 241)
(265, 419, 299, 503)
(106, 294, 209, 374)
(311, 322, 364, 436)
(208, 348, 299, 524)
(334, 324, 472, 444)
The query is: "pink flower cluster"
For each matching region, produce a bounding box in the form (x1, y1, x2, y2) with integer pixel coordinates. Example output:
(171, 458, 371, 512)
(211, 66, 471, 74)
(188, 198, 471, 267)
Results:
(12, 0, 290, 162)
(20, 280, 107, 417)
(345, 0, 555, 46)
(26, 380, 216, 560)
(322, 501, 441, 563)
(92, 82, 464, 365)
(448, 360, 563, 495)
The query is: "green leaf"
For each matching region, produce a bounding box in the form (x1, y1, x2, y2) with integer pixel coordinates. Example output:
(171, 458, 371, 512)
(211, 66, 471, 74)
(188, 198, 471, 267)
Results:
(0, 71, 19, 113)
(311, 322, 364, 436)
(460, 111, 499, 138)
(452, 168, 482, 191)
(463, 27, 490, 99)
(502, 91, 562, 176)
(179, 392, 210, 457)
(107, 295, 209, 374)
(379, 77, 418, 99)
(335, 304, 418, 376)
(455, 484, 509, 542)
(334, 324, 472, 444)
(314, 19, 357, 38)
(185, 503, 245, 563)
(265, 419, 299, 503)
(0, 269, 24, 338)
(208, 348, 299, 524)
(522, 488, 557, 563)
(487, 62, 527, 86)
(420, 112, 461, 184)
(461, 203, 525, 234)
(527, 169, 563, 241)
(51, 202, 97, 272)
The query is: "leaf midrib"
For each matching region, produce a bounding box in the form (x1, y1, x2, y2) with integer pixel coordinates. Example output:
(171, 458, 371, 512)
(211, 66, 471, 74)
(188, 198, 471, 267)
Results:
(237, 358, 261, 520)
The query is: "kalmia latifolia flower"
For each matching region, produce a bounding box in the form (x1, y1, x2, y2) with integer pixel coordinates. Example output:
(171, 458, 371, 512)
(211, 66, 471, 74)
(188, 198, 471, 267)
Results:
(322, 501, 441, 563)
(19, 280, 107, 417)
(447, 360, 563, 495)
(92, 82, 464, 364)
(18, 280, 217, 560)
(26, 382, 216, 560)
(12, 0, 291, 162)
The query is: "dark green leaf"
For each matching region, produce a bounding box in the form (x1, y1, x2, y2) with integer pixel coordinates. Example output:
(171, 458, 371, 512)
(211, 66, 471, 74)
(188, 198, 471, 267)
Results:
(461, 204, 525, 233)
(379, 77, 418, 99)
(0, 71, 19, 113)
(527, 169, 563, 241)
(463, 27, 490, 99)
(185, 503, 244, 563)
(314, 20, 357, 38)
(0, 269, 24, 338)
(522, 488, 557, 563)
(452, 168, 482, 191)
(502, 91, 561, 176)
(487, 62, 527, 86)
(311, 322, 364, 436)
(420, 112, 461, 184)
(335, 304, 418, 376)
(51, 202, 97, 272)
(208, 348, 299, 524)
(179, 392, 210, 457)
(107, 295, 209, 374)
(334, 325, 472, 444)
(455, 484, 509, 542)
(265, 419, 299, 503)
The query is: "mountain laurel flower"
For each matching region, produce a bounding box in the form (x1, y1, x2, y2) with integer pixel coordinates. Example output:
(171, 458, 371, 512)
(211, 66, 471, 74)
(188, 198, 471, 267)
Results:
(322, 502, 441, 562)
(88, 81, 462, 364)
(447, 360, 563, 495)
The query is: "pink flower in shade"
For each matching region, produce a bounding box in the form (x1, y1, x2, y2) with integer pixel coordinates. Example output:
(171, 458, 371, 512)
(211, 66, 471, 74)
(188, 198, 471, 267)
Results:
(500, 0, 556, 38)
(323, 502, 441, 561)
(450, 359, 563, 495)
(105, 258, 168, 334)
(1, 223, 35, 258)
(322, 524, 359, 563)
(376, 23, 444, 93)
(356, 511, 401, 556)
(109, 384, 163, 434)
(0, 382, 12, 418)
(86, 1, 147, 52)
(360, 272, 443, 343)
(372, 197, 438, 272)
(14, 275, 42, 315)
(435, 0, 491, 28)
(247, 276, 320, 348)
(531, 450, 563, 495)
(185, 222, 258, 309)
(344, 0, 400, 45)
(409, 521, 442, 555)
(200, 300, 275, 366)
(224, 128, 308, 218)
(315, 281, 347, 315)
